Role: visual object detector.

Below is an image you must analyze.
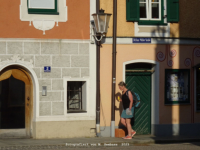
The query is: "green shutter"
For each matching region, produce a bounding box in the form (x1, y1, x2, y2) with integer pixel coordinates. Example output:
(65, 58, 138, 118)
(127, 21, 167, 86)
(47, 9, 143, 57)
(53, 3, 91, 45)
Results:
(126, 0, 139, 22)
(167, 0, 179, 22)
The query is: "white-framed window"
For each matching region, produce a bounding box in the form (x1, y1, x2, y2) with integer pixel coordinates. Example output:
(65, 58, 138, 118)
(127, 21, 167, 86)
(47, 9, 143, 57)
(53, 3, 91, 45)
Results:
(27, 0, 58, 15)
(67, 81, 87, 113)
(63, 77, 89, 114)
(139, 0, 161, 21)
(126, 0, 179, 26)
(20, 0, 67, 34)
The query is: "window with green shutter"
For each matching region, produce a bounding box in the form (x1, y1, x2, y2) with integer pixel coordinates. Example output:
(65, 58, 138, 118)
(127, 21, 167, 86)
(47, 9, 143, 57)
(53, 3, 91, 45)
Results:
(126, 0, 179, 25)
(28, 0, 59, 15)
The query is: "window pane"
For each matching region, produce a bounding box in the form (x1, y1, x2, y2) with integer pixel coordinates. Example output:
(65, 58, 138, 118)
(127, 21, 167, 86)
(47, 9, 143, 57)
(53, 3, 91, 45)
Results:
(68, 91, 80, 100)
(98, 15, 106, 32)
(151, 3, 159, 19)
(29, 0, 55, 9)
(140, 0, 146, 2)
(68, 91, 81, 109)
(140, 3, 147, 18)
(152, 0, 159, 2)
(69, 99, 80, 109)
(67, 81, 82, 110)
(93, 15, 100, 33)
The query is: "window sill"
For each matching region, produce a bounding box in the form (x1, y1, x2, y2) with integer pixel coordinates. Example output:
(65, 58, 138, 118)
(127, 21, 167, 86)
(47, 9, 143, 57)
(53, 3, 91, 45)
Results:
(67, 110, 87, 113)
(134, 22, 170, 37)
(28, 11, 59, 15)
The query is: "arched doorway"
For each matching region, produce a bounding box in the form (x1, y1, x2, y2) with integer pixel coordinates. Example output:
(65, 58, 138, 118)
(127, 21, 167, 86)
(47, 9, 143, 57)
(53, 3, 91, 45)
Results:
(125, 63, 153, 135)
(123, 59, 160, 135)
(0, 66, 33, 138)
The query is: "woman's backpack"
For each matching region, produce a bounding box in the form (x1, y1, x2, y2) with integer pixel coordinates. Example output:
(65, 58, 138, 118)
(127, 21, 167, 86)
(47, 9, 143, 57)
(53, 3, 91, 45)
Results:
(126, 90, 141, 108)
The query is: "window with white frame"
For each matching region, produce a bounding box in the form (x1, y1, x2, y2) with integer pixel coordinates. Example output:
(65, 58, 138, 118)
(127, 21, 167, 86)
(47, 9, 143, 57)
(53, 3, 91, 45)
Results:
(139, 0, 161, 20)
(126, 0, 179, 25)
(20, 0, 67, 34)
(28, 0, 58, 15)
(67, 81, 87, 113)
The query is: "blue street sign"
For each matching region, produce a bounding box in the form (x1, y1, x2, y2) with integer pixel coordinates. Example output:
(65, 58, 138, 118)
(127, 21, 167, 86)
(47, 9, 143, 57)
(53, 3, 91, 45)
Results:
(133, 38, 151, 43)
(44, 66, 51, 72)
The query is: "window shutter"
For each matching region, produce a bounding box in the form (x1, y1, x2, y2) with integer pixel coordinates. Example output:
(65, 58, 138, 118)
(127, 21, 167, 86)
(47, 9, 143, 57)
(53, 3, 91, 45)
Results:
(167, 0, 179, 22)
(126, 0, 139, 22)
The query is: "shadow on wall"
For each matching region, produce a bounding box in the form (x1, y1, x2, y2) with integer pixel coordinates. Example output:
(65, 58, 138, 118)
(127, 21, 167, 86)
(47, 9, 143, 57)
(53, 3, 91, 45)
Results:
(152, 16, 200, 147)
(151, 26, 176, 137)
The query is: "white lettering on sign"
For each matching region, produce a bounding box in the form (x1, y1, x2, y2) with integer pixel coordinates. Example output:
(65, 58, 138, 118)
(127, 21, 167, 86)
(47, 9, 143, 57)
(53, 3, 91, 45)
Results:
(132, 38, 151, 43)
(44, 66, 51, 72)
(29, 0, 55, 9)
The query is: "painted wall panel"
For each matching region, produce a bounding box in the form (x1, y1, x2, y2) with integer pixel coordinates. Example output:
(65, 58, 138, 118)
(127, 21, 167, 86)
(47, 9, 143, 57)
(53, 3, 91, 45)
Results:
(100, 0, 200, 38)
(100, 44, 200, 127)
(0, 0, 90, 39)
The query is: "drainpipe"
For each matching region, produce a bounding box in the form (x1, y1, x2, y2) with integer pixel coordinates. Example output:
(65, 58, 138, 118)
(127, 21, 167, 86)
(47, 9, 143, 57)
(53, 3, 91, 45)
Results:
(96, 0, 101, 137)
(111, 0, 117, 137)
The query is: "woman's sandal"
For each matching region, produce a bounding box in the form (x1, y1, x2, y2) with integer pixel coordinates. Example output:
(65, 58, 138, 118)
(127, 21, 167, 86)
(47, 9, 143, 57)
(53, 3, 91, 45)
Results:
(123, 135, 132, 139)
(131, 131, 136, 137)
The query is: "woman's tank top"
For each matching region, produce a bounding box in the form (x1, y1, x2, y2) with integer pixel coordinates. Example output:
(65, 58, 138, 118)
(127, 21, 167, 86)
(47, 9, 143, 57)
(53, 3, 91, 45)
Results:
(122, 90, 130, 109)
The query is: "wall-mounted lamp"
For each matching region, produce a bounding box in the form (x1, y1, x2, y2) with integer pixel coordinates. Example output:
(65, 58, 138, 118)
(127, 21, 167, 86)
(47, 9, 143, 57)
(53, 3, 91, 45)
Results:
(92, 9, 112, 41)
(42, 86, 47, 96)
(91, 7, 112, 137)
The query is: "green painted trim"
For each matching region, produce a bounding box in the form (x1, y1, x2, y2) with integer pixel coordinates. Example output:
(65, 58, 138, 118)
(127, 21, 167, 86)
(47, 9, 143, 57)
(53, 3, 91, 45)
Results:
(165, 69, 190, 105)
(138, 21, 167, 26)
(27, 0, 59, 15)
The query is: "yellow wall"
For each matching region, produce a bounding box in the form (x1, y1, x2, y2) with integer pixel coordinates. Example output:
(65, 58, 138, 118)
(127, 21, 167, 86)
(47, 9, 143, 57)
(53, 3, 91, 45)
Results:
(100, 0, 135, 37)
(100, 0, 200, 38)
(100, 44, 200, 127)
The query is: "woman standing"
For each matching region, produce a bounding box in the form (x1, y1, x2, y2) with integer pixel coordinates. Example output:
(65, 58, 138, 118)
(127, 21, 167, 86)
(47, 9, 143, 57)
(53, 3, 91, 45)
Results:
(118, 81, 136, 139)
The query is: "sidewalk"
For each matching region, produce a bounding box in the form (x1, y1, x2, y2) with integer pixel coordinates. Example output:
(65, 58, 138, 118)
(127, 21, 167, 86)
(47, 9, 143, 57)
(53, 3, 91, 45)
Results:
(0, 135, 199, 148)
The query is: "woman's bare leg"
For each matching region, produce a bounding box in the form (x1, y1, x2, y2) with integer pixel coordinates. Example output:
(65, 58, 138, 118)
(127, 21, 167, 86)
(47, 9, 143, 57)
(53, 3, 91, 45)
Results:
(120, 118, 127, 127)
(121, 118, 135, 132)
(125, 118, 132, 136)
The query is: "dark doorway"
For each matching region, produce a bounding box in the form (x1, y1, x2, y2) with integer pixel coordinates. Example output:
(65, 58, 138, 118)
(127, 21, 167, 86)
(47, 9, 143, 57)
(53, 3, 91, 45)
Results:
(0, 75, 25, 129)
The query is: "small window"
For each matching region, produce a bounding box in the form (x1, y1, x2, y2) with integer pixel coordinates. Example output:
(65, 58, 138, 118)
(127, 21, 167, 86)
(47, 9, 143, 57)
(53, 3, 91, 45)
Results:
(67, 81, 87, 113)
(126, 0, 179, 25)
(28, 0, 59, 15)
(139, 0, 161, 21)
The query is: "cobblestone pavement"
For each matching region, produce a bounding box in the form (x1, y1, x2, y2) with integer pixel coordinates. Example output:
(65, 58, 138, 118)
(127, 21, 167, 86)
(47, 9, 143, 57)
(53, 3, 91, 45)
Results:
(0, 142, 199, 150)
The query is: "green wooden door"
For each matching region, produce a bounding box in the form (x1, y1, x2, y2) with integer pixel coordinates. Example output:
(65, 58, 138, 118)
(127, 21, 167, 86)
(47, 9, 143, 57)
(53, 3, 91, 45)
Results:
(126, 72, 151, 135)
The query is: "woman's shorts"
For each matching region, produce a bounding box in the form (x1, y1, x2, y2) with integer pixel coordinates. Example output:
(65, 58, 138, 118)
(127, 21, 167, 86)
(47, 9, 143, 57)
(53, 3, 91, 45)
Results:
(121, 107, 134, 119)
